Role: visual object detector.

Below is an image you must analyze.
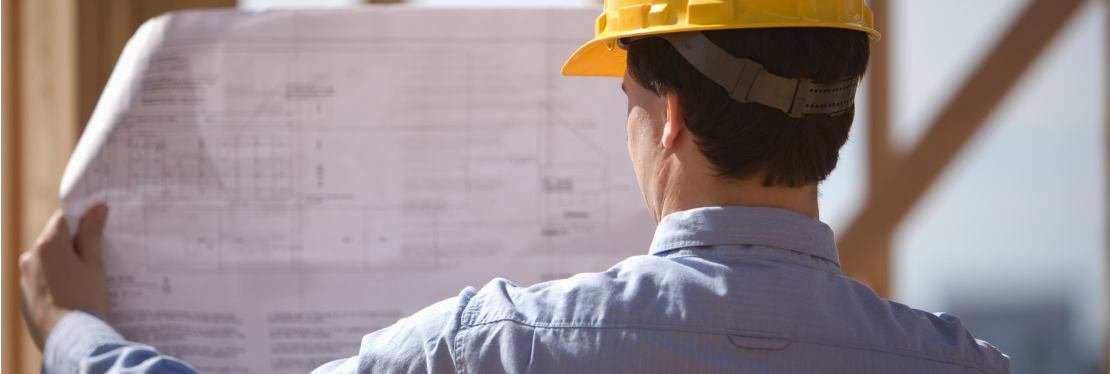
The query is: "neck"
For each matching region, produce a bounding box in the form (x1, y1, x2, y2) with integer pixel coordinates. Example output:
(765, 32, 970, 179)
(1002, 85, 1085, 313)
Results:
(649, 156, 820, 224)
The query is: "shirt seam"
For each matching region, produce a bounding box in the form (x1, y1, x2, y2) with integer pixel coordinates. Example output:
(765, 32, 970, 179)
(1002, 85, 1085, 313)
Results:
(663, 224, 835, 248)
(652, 238, 837, 263)
(663, 209, 830, 232)
(661, 251, 841, 274)
(459, 318, 1005, 373)
(658, 210, 834, 243)
(652, 233, 836, 259)
(454, 294, 486, 374)
(452, 327, 469, 374)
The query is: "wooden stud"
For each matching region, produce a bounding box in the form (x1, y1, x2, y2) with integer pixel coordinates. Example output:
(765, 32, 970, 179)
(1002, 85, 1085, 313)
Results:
(858, 0, 894, 298)
(2, 0, 25, 372)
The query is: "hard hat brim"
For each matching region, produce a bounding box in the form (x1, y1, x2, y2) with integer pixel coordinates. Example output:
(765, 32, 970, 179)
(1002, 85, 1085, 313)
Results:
(561, 24, 881, 78)
(561, 39, 628, 77)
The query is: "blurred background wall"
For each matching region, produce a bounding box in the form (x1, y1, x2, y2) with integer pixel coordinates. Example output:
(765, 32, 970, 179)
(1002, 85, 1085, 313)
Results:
(879, 1, 1108, 372)
(2, 0, 1107, 373)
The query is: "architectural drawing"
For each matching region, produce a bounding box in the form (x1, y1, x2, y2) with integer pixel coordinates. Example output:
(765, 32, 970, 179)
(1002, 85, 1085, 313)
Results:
(61, 8, 653, 373)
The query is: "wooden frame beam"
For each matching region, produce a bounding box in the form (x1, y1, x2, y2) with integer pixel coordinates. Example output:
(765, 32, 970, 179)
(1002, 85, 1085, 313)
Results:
(856, 0, 894, 298)
(2, 0, 25, 372)
(838, 0, 1088, 298)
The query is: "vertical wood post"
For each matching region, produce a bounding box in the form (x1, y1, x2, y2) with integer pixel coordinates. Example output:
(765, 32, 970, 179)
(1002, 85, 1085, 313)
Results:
(1, 0, 25, 372)
(860, 0, 893, 298)
(14, 0, 83, 370)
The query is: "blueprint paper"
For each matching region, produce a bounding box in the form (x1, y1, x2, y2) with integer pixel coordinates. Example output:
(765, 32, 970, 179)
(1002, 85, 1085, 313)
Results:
(59, 7, 653, 373)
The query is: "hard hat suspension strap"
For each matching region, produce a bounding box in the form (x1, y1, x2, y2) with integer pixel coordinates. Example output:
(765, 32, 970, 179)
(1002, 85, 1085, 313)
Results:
(641, 32, 857, 119)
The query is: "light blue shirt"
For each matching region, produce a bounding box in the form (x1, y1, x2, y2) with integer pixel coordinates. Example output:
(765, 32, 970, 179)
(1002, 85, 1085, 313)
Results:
(46, 206, 1010, 373)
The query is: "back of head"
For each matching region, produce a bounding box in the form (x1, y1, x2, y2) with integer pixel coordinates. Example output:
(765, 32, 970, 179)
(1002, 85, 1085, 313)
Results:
(625, 28, 871, 188)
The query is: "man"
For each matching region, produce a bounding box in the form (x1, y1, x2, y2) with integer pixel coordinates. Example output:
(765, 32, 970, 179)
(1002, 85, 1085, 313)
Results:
(21, 1, 1010, 373)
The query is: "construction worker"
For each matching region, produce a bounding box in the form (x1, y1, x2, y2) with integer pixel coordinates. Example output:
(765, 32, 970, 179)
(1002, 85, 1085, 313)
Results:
(21, 1, 1010, 373)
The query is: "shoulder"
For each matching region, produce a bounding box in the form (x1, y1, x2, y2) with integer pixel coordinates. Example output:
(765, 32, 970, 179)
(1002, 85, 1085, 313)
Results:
(457, 253, 719, 328)
(355, 255, 693, 371)
(864, 297, 1012, 373)
(355, 287, 478, 373)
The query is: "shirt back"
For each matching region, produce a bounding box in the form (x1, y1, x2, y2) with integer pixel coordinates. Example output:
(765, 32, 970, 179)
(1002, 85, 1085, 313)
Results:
(315, 206, 1010, 374)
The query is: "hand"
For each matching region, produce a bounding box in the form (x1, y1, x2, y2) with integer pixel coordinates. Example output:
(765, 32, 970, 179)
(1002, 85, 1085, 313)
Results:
(20, 205, 112, 350)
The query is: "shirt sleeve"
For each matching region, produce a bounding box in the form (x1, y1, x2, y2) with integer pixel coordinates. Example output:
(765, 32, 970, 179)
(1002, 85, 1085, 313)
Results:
(43, 310, 199, 374)
(310, 286, 478, 374)
(45, 286, 477, 374)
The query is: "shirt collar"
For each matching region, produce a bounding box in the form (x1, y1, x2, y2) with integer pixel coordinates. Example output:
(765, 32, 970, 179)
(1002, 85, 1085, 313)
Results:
(649, 206, 840, 266)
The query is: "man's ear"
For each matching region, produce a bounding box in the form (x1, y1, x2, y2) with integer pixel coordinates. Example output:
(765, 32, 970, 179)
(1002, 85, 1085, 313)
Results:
(661, 89, 685, 149)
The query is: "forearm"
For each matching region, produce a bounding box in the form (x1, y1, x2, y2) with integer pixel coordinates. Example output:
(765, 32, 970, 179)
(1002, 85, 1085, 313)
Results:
(44, 311, 198, 374)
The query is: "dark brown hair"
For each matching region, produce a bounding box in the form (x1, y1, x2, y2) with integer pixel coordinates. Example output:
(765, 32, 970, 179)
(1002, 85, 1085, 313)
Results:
(625, 28, 871, 187)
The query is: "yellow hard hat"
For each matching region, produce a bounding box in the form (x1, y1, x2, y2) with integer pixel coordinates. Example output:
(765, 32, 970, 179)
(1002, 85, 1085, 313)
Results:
(561, 0, 882, 77)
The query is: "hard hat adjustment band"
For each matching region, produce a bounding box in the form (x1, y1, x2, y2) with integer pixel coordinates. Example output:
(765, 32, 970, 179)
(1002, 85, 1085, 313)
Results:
(650, 32, 857, 118)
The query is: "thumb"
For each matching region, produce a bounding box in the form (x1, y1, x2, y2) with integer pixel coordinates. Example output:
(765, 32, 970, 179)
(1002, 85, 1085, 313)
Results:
(75, 204, 109, 264)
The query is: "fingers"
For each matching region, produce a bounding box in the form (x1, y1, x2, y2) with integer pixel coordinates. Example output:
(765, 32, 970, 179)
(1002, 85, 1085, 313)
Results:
(76, 204, 109, 263)
(19, 242, 49, 350)
(36, 210, 70, 250)
(19, 205, 111, 350)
